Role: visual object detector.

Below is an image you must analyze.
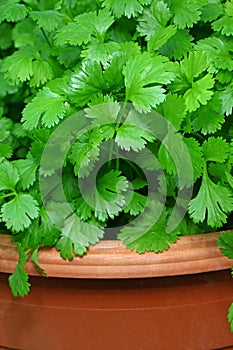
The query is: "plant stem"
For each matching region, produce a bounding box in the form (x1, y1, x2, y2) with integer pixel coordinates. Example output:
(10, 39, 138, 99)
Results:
(41, 28, 53, 48)
(0, 192, 15, 200)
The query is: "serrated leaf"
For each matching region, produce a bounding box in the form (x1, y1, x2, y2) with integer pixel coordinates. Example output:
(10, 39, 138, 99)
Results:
(81, 40, 120, 63)
(0, 143, 13, 159)
(101, 0, 152, 18)
(13, 155, 38, 190)
(123, 52, 174, 111)
(202, 137, 230, 163)
(12, 19, 37, 48)
(68, 128, 103, 178)
(0, 162, 19, 191)
(119, 202, 180, 253)
(1, 46, 39, 85)
(171, 0, 203, 29)
(56, 214, 104, 260)
(70, 61, 107, 107)
(123, 191, 147, 216)
(220, 83, 233, 116)
(22, 87, 69, 130)
(159, 29, 193, 60)
(183, 137, 204, 181)
(116, 110, 155, 151)
(30, 10, 64, 32)
(1, 194, 39, 232)
(0, 1, 28, 23)
(197, 37, 233, 71)
(77, 170, 128, 221)
(170, 52, 214, 112)
(157, 93, 186, 130)
(30, 60, 54, 87)
(158, 131, 194, 188)
(188, 169, 233, 227)
(137, 0, 172, 40)
(9, 244, 30, 297)
(212, 1, 233, 36)
(201, 2, 224, 22)
(54, 9, 114, 46)
(191, 94, 225, 134)
(184, 74, 214, 112)
(148, 25, 177, 52)
(218, 230, 233, 259)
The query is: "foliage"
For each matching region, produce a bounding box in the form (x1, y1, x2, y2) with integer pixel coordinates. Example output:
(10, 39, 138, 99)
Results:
(0, 0, 233, 323)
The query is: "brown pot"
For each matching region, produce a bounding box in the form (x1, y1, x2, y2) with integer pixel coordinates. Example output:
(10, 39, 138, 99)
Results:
(0, 232, 233, 350)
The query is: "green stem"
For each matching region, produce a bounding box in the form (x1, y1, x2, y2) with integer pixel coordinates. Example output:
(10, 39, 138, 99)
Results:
(41, 28, 52, 48)
(0, 191, 16, 200)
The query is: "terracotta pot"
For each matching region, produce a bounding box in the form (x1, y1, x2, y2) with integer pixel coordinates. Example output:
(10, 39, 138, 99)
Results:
(0, 232, 233, 350)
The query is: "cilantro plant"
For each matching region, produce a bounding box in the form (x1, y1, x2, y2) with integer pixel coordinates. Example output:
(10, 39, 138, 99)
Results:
(0, 0, 233, 312)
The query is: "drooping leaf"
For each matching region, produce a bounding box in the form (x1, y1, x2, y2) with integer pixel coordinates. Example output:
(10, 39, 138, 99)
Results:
(188, 169, 233, 227)
(9, 244, 30, 297)
(56, 214, 104, 259)
(1, 194, 39, 232)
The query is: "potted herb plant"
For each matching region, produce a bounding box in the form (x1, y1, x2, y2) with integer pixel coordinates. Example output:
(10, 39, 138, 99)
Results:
(0, 0, 233, 349)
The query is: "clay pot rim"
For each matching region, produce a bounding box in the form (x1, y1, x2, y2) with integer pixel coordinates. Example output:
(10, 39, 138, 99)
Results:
(0, 232, 232, 279)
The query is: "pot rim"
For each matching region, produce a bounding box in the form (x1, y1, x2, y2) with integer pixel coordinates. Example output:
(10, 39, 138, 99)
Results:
(0, 232, 232, 278)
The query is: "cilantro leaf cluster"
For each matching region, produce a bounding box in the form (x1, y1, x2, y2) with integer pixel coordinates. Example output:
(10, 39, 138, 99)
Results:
(0, 0, 233, 302)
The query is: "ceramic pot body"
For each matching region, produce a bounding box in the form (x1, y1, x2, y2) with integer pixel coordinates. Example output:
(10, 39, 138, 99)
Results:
(0, 233, 232, 350)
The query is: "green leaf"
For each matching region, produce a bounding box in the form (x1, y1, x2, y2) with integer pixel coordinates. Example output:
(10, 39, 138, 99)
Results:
(116, 110, 155, 151)
(81, 40, 120, 63)
(169, 51, 214, 112)
(0, 143, 13, 159)
(119, 202, 180, 253)
(70, 61, 107, 107)
(137, 0, 172, 40)
(157, 93, 186, 130)
(197, 37, 233, 71)
(188, 169, 233, 227)
(22, 87, 69, 130)
(0, 1, 28, 23)
(12, 19, 37, 48)
(123, 52, 175, 111)
(184, 74, 214, 112)
(158, 130, 194, 188)
(54, 9, 114, 46)
(0, 23, 12, 49)
(101, 0, 152, 18)
(68, 128, 103, 178)
(220, 83, 233, 116)
(1, 194, 39, 232)
(191, 94, 225, 134)
(1, 46, 39, 85)
(9, 244, 30, 297)
(123, 191, 147, 216)
(30, 60, 54, 88)
(13, 155, 38, 190)
(30, 10, 65, 32)
(183, 137, 204, 181)
(212, 1, 233, 36)
(77, 170, 128, 221)
(228, 303, 233, 332)
(0, 162, 19, 191)
(218, 230, 233, 259)
(148, 25, 177, 52)
(202, 137, 230, 163)
(56, 214, 104, 260)
(170, 0, 204, 29)
(201, 1, 224, 22)
(159, 29, 193, 60)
